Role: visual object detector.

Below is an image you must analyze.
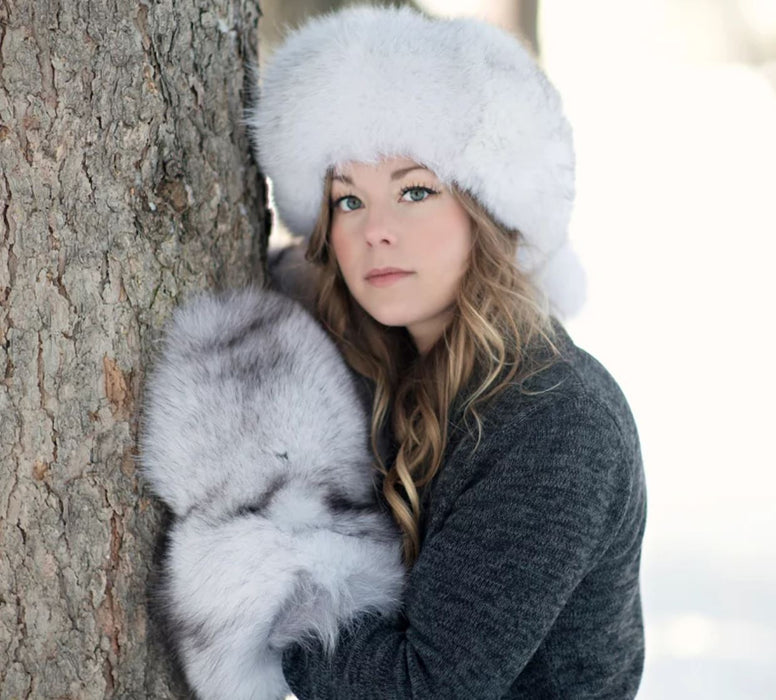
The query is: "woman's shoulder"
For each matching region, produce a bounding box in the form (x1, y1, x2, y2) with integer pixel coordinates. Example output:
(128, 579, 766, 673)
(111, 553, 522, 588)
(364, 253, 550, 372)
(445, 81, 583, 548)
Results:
(431, 322, 645, 558)
(441, 321, 643, 499)
(484, 321, 639, 450)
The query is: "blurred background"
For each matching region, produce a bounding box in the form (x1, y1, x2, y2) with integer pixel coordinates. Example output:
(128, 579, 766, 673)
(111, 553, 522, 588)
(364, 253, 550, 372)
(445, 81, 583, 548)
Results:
(259, 1, 776, 697)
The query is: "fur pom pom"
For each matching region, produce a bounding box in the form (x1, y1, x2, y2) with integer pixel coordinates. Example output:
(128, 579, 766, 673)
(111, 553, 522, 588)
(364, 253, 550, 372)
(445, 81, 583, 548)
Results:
(533, 241, 587, 319)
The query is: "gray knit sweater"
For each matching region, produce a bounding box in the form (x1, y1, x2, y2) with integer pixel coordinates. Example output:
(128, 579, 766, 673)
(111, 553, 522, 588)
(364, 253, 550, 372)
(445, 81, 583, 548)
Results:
(282, 325, 646, 698)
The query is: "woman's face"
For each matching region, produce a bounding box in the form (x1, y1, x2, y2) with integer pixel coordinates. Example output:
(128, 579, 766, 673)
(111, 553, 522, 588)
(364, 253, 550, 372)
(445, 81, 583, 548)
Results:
(329, 156, 473, 354)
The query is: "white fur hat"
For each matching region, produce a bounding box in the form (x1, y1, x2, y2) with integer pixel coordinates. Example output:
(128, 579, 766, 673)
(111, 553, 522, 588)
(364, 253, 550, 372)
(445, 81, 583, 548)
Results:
(250, 5, 585, 316)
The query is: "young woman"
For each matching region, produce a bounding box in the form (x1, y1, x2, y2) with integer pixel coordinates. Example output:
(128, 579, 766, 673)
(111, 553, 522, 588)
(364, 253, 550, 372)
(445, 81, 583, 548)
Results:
(252, 7, 646, 698)
(143, 5, 646, 699)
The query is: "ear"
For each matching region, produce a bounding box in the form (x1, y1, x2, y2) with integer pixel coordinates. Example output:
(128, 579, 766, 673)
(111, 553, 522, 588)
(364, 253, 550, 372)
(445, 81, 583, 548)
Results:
(267, 242, 318, 315)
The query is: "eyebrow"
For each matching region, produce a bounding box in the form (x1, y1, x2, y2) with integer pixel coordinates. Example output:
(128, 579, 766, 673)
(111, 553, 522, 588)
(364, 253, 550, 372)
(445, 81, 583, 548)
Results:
(390, 165, 431, 181)
(331, 165, 431, 185)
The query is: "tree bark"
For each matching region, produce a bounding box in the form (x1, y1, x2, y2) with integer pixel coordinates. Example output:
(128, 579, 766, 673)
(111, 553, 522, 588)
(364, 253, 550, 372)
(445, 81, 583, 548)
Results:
(0, 0, 266, 697)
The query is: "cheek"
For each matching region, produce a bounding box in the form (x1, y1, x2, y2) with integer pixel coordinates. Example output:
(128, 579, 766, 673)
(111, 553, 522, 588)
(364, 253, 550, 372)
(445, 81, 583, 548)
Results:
(424, 209, 472, 272)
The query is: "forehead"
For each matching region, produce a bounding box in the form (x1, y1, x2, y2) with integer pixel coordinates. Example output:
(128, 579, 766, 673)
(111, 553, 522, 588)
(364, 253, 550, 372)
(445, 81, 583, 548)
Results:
(333, 155, 431, 181)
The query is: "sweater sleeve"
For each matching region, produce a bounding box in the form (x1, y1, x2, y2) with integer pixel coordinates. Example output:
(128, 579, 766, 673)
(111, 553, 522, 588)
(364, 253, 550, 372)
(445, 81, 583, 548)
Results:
(282, 393, 639, 698)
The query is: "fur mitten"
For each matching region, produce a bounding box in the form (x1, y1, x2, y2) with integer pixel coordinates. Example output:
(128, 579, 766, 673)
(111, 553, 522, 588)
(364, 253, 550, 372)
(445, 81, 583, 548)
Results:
(140, 287, 404, 700)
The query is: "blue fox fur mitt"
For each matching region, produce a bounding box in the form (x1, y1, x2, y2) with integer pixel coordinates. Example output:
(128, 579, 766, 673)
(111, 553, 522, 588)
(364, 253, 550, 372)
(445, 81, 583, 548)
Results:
(139, 287, 405, 700)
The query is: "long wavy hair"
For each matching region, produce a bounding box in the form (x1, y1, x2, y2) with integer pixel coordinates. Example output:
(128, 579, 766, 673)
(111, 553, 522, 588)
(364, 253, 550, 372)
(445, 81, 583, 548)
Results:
(306, 170, 558, 565)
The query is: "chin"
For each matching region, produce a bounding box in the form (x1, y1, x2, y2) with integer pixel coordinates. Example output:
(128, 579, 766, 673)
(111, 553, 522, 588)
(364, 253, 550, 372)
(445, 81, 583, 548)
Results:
(372, 311, 416, 329)
(360, 302, 418, 330)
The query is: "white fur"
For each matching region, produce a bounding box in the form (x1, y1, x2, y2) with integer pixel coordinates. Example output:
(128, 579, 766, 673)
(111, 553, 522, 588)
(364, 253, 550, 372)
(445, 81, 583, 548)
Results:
(249, 5, 583, 315)
(140, 287, 404, 699)
(536, 241, 587, 318)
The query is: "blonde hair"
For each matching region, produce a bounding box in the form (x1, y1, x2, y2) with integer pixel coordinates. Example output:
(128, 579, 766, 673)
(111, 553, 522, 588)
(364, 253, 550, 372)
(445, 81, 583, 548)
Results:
(306, 171, 558, 565)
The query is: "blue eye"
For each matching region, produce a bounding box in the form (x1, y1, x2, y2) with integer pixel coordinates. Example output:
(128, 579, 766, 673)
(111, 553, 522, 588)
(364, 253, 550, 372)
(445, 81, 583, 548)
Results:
(400, 186, 437, 203)
(333, 195, 363, 212)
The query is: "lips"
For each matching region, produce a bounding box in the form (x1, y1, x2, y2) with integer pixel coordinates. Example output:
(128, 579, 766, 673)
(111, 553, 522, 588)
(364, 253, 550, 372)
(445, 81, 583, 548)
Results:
(365, 267, 411, 280)
(365, 267, 414, 287)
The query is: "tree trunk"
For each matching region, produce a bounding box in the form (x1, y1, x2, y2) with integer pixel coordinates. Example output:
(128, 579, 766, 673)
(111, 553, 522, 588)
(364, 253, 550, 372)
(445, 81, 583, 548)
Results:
(0, 0, 266, 697)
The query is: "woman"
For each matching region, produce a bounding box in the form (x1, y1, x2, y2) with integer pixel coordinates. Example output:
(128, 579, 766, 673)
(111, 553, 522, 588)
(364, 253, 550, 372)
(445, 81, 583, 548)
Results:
(253, 6, 646, 698)
(143, 5, 646, 699)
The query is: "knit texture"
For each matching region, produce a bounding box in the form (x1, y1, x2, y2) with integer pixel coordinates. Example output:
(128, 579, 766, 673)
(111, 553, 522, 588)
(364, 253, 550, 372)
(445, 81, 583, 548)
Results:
(282, 325, 646, 698)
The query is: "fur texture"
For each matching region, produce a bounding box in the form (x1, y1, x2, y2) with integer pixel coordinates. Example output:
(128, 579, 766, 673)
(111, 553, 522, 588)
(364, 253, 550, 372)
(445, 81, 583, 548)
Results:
(140, 287, 404, 700)
(249, 5, 585, 316)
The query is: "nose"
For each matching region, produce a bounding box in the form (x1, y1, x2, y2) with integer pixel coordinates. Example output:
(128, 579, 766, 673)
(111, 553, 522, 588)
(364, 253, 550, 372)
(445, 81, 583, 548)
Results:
(362, 205, 397, 247)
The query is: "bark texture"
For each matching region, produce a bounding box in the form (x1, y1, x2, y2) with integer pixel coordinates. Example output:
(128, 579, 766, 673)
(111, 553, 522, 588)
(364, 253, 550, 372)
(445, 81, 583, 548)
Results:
(0, 0, 266, 697)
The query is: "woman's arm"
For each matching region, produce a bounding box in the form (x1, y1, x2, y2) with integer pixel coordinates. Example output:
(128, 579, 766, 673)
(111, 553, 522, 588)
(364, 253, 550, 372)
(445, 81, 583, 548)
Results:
(283, 394, 645, 698)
